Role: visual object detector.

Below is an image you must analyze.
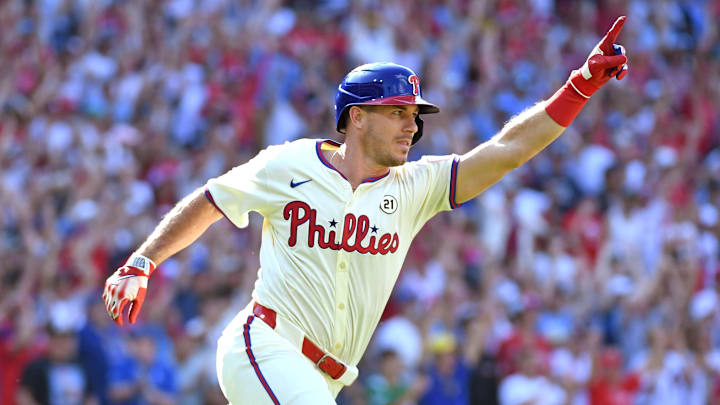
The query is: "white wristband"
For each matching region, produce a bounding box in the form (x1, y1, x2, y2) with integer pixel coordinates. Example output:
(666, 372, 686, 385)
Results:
(126, 254, 156, 276)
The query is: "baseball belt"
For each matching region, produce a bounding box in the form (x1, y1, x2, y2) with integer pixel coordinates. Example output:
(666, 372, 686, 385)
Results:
(252, 302, 359, 386)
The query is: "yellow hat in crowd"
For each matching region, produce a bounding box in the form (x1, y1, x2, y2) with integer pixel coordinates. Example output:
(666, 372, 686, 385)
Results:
(428, 332, 457, 354)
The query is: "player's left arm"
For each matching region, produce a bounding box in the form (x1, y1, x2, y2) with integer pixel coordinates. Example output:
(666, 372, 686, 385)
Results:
(454, 16, 628, 204)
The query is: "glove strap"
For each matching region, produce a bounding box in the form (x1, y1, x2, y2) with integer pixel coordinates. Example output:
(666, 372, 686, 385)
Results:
(544, 79, 590, 127)
(126, 254, 157, 276)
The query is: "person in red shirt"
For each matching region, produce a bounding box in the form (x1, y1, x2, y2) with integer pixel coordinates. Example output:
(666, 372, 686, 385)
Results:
(0, 285, 45, 405)
(589, 347, 640, 405)
(497, 302, 551, 376)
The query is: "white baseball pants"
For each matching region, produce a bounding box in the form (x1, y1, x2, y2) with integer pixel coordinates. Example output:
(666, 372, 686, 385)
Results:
(216, 307, 341, 404)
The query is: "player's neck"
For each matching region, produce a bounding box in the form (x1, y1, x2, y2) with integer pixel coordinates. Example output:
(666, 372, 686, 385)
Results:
(325, 143, 388, 190)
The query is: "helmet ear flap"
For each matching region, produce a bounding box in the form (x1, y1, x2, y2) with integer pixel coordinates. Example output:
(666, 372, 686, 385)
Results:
(337, 108, 350, 134)
(411, 116, 424, 145)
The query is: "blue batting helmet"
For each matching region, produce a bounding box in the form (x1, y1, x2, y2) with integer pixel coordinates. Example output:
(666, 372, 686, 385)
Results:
(334, 62, 439, 145)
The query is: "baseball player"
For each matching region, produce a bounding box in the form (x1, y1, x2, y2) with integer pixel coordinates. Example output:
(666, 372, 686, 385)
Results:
(103, 17, 629, 404)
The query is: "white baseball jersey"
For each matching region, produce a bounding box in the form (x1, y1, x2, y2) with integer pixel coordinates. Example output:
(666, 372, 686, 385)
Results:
(205, 138, 460, 368)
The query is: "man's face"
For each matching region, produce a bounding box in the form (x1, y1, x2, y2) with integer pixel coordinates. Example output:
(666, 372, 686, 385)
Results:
(518, 351, 540, 377)
(435, 352, 456, 375)
(357, 105, 419, 167)
(48, 332, 78, 363)
(131, 335, 157, 365)
(380, 352, 403, 380)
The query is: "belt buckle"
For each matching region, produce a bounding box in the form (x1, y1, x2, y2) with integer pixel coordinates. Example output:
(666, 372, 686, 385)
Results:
(316, 353, 345, 379)
(316, 353, 331, 367)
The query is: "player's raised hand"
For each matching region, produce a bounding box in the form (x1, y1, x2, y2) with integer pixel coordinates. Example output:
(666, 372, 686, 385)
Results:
(102, 255, 156, 326)
(568, 16, 629, 99)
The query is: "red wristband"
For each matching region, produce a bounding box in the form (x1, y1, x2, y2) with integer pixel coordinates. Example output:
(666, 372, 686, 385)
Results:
(544, 81, 589, 127)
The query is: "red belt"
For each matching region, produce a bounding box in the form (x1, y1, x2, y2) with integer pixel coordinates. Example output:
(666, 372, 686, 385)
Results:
(252, 302, 348, 380)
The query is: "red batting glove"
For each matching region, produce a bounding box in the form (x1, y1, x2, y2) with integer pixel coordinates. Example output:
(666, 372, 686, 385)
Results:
(546, 16, 629, 127)
(103, 254, 156, 326)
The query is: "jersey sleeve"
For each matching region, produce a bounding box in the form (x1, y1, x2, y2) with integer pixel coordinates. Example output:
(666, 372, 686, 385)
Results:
(204, 146, 280, 228)
(402, 154, 461, 235)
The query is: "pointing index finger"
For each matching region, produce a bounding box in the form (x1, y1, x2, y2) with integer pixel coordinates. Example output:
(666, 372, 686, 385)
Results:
(600, 16, 626, 55)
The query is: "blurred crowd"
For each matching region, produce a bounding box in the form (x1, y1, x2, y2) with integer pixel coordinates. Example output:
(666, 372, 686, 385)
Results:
(1, 0, 719, 404)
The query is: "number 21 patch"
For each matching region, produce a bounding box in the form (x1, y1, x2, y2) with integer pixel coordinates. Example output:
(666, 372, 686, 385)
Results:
(380, 195, 398, 214)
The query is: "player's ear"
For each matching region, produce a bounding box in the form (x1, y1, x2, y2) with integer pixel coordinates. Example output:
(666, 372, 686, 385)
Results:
(347, 106, 367, 132)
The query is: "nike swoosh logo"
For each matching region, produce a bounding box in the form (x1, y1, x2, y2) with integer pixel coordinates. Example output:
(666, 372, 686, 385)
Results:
(290, 178, 312, 188)
(115, 275, 143, 281)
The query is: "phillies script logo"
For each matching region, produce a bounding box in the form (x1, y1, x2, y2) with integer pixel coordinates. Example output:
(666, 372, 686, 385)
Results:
(283, 201, 399, 255)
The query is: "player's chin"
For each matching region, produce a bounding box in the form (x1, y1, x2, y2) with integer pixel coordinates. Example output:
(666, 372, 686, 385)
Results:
(381, 150, 407, 167)
(390, 151, 409, 166)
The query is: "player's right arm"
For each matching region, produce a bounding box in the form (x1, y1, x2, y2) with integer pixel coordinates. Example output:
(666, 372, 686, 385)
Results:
(103, 187, 222, 325)
(103, 143, 280, 326)
(134, 187, 222, 265)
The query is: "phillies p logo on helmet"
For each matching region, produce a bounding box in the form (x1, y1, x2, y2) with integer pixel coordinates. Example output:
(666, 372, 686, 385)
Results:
(408, 75, 420, 96)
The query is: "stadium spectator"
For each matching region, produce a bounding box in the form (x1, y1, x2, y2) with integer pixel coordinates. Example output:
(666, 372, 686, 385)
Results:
(17, 323, 98, 405)
(107, 328, 176, 405)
